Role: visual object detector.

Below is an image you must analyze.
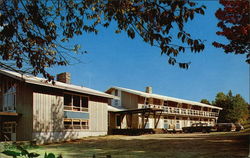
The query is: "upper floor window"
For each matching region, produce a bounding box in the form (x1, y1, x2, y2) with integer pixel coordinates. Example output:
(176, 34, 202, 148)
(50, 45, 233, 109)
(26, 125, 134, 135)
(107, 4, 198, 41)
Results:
(64, 93, 88, 112)
(3, 84, 16, 112)
(114, 90, 118, 96)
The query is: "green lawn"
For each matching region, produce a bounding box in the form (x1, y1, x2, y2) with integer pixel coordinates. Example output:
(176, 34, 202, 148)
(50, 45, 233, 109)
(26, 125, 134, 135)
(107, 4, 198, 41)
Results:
(0, 132, 249, 158)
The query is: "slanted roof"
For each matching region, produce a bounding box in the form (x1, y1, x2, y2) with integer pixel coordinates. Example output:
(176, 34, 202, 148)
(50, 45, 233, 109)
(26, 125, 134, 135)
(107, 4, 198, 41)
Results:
(0, 69, 115, 99)
(107, 105, 125, 112)
(106, 86, 222, 110)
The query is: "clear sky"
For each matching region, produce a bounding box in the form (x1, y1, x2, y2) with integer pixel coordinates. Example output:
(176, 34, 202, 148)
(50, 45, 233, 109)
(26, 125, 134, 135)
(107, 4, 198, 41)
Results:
(48, 1, 249, 103)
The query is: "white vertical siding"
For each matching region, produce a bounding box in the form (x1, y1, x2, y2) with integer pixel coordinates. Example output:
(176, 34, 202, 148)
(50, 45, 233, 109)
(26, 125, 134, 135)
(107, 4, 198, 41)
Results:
(89, 101, 108, 132)
(33, 92, 64, 132)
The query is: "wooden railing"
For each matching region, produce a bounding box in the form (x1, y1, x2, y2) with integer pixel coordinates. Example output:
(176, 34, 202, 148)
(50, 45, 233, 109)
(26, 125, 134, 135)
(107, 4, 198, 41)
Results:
(64, 105, 88, 112)
(142, 104, 219, 117)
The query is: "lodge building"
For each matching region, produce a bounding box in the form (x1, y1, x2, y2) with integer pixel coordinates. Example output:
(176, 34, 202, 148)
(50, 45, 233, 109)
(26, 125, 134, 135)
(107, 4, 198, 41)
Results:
(0, 69, 222, 143)
(106, 86, 222, 131)
(0, 69, 114, 143)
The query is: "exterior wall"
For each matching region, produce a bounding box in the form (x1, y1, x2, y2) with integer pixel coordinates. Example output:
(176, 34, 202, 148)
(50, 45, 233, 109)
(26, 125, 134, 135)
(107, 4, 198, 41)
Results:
(0, 74, 33, 141)
(121, 91, 138, 109)
(33, 91, 64, 133)
(109, 89, 220, 131)
(108, 112, 116, 130)
(16, 83, 33, 141)
(89, 100, 108, 132)
(32, 90, 108, 143)
(32, 131, 106, 144)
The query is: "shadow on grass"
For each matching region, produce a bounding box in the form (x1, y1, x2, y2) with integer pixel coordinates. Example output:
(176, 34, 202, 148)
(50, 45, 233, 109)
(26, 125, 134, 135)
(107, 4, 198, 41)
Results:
(24, 134, 249, 158)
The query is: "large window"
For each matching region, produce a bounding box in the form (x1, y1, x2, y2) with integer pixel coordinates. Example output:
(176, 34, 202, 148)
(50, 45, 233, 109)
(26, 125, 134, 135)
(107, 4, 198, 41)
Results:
(64, 93, 88, 112)
(3, 85, 16, 112)
(64, 119, 89, 130)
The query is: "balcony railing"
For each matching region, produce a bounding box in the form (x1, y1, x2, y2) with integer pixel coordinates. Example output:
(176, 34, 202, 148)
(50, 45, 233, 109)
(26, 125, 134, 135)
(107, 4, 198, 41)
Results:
(142, 104, 219, 117)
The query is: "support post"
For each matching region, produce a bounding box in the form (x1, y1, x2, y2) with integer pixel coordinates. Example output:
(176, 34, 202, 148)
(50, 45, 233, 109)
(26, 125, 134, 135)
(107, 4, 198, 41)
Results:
(130, 113, 133, 129)
(154, 111, 156, 129)
(155, 111, 162, 129)
(142, 112, 145, 129)
(143, 112, 150, 129)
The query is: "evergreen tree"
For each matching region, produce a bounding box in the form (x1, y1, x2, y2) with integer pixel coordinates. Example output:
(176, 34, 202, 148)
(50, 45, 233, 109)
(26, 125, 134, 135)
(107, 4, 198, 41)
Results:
(214, 90, 249, 123)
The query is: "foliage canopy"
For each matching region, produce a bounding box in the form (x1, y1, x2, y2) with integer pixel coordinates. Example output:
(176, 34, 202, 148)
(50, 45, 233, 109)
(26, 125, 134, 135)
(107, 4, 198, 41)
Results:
(200, 99, 211, 105)
(214, 90, 249, 123)
(0, 0, 206, 79)
(213, 0, 250, 63)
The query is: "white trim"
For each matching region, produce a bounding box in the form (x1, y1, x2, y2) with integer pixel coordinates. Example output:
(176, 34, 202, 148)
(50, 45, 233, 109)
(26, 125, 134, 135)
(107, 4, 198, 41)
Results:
(0, 69, 115, 99)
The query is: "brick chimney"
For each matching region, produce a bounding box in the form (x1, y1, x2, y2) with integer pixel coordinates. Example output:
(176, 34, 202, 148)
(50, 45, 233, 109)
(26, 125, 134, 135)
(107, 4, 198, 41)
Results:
(145, 86, 152, 94)
(56, 72, 71, 84)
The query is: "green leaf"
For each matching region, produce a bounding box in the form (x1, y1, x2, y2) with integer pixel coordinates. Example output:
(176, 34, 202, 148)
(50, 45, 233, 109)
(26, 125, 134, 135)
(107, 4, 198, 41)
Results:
(45, 153, 56, 158)
(29, 152, 40, 157)
(2, 150, 21, 157)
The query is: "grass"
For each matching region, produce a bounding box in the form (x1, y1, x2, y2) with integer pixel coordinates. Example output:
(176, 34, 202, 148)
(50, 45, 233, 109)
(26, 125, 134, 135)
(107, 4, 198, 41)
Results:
(0, 132, 249, 158)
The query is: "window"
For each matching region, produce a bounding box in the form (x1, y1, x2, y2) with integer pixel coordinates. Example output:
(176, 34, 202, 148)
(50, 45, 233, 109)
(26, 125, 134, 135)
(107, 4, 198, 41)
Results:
(113, 99, 119, 106)
(73, 95, 80, 107)
(64, 119, 89, 130)
(64, 93, 88, 112)
(164, 119, 169, 129)
(64, 119, 72, 129)
(114, 90, 118, 96)
(64, 94, 72, 106)
(82, 97, 88, 108)
(176, 120, 180, 129)
(2, 122, 16, 133)
(73, 95, 80, 111)
(3, 85, 16, 112)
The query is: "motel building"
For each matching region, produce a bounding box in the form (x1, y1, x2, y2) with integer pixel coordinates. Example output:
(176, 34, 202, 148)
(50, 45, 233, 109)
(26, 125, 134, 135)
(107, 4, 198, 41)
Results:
(106, 86, 222, 133)
(0, 69, 222, 143)
(0, 69, 115, 143)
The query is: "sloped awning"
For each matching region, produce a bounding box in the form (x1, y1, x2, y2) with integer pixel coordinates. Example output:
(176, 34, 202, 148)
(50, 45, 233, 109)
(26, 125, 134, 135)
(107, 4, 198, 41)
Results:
(0, 112, 20, 121)
(0, 112, 19, 116)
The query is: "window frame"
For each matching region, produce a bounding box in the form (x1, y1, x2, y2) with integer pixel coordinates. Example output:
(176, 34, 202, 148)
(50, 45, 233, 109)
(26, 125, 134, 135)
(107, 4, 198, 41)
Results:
(63, 92, 89, 112)
(63, 118, 89, 130)
(3, 85, 16, 112)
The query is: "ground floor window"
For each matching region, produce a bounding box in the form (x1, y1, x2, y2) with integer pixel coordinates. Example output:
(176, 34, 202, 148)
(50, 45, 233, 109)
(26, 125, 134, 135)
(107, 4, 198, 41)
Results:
(64, 119, 89, 130)
(2, 122, 16, 133)
(164, 119, 169, 129)
(176, 120, 180, 129)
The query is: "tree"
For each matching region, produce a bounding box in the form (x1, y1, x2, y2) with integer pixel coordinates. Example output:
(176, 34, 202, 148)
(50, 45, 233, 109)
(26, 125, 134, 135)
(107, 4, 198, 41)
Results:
(0, 0, 206, 80)
(214, 90, 249, 123)
(213, 0, 250, 63)
(200, 99, 211, 105)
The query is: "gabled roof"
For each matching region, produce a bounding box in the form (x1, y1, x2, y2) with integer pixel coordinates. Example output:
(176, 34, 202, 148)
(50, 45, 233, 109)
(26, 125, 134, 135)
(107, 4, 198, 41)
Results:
(106, 86, 222, 110)
(0, 69, 115, 99)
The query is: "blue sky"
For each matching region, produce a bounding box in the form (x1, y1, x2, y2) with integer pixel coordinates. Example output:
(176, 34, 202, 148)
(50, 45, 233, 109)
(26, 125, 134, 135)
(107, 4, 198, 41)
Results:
(48, 1, 249, 103)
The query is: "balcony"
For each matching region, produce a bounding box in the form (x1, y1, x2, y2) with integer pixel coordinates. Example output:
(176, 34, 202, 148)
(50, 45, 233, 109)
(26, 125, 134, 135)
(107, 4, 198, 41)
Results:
(141, 104, 219, 118)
